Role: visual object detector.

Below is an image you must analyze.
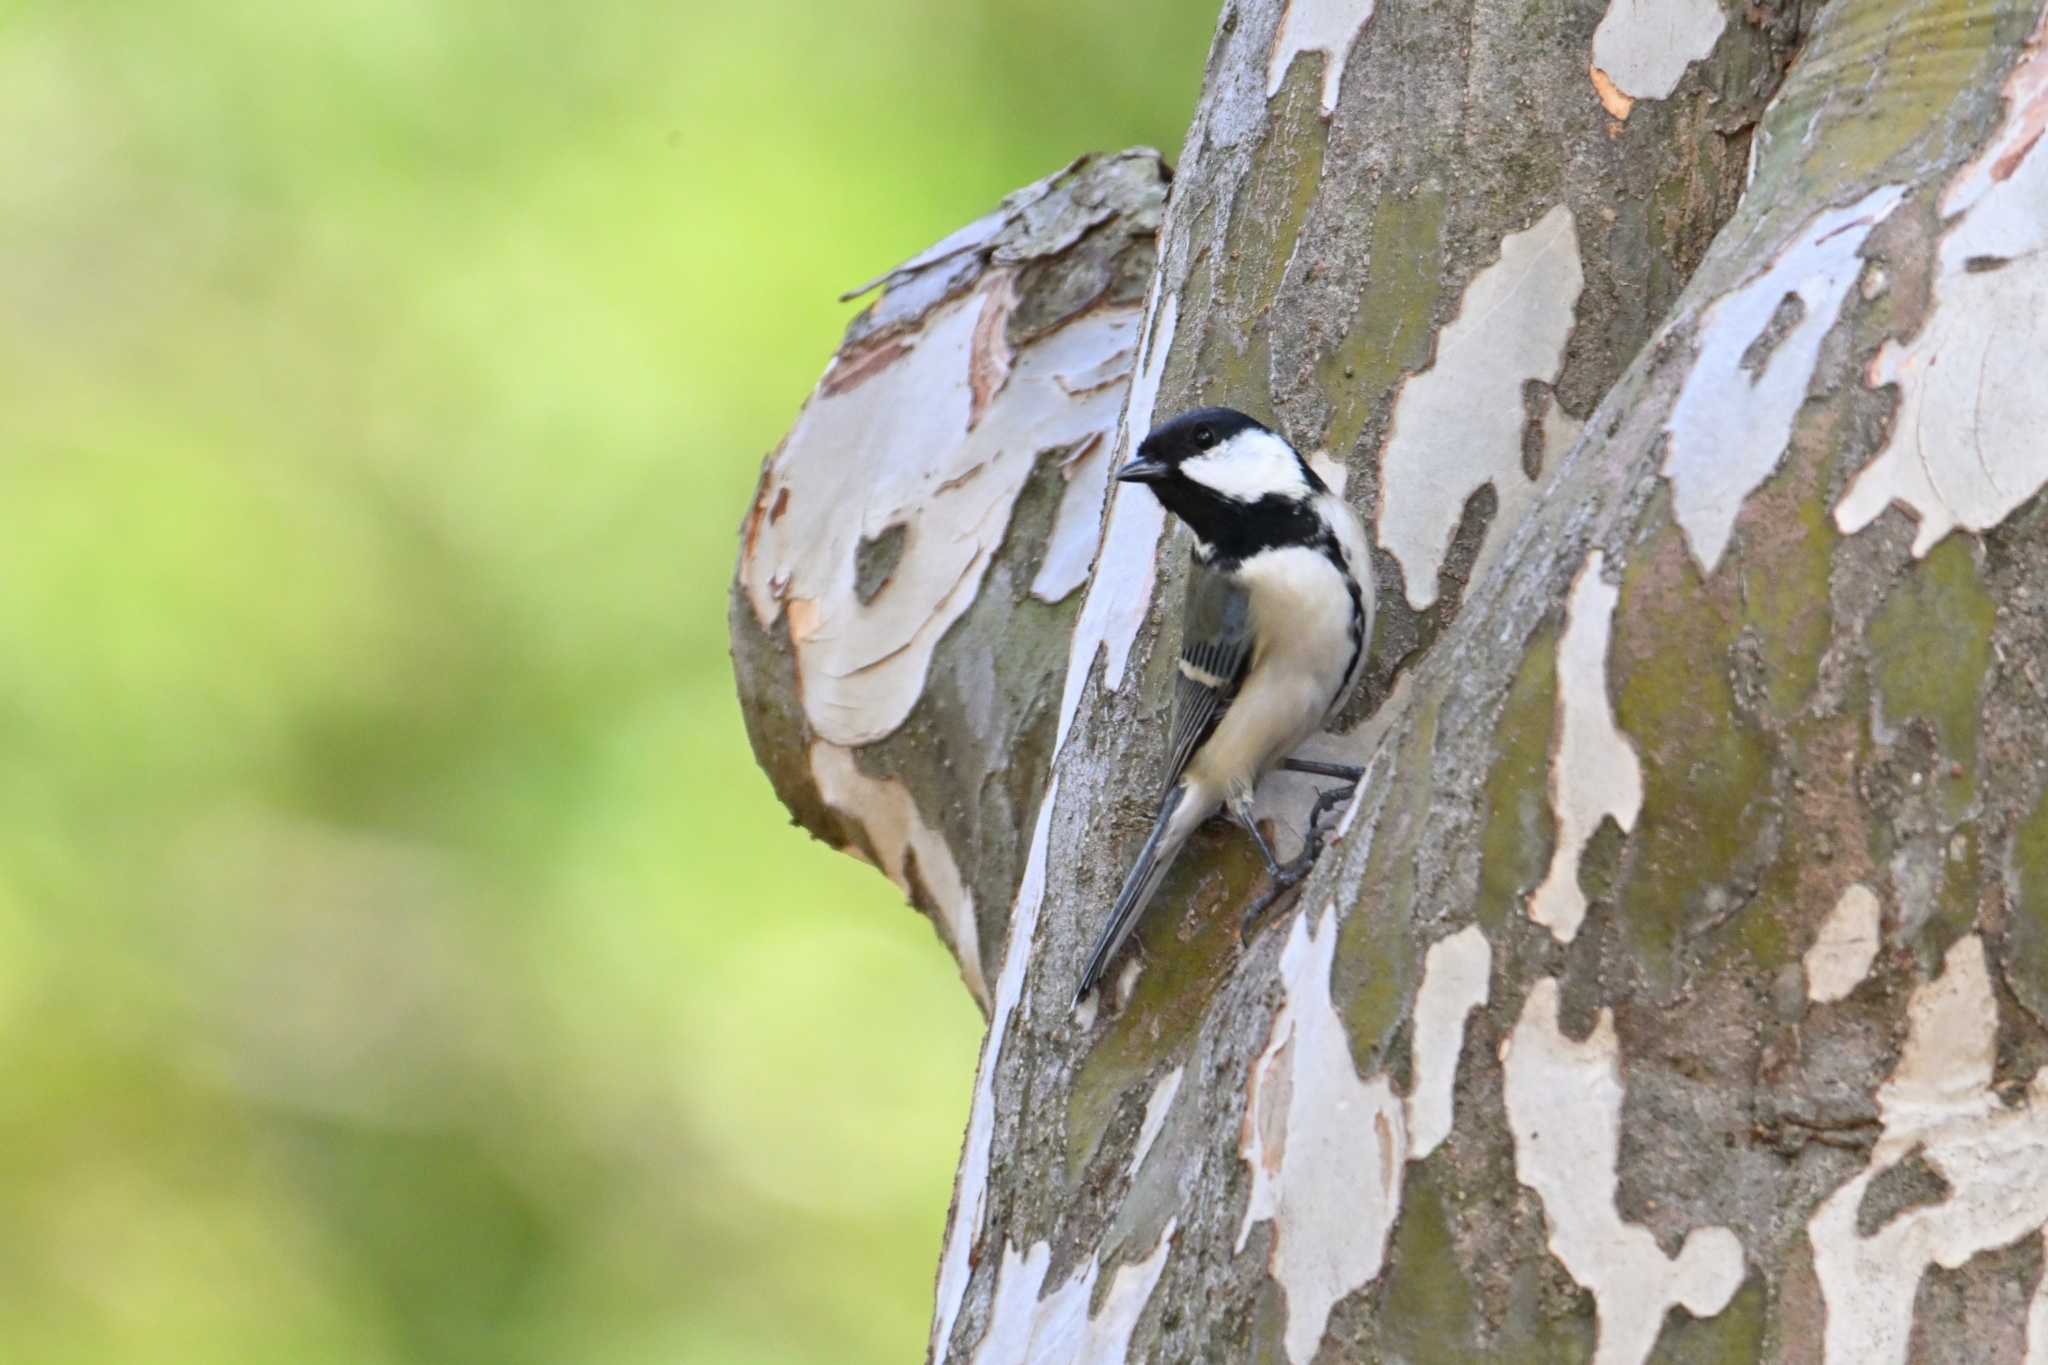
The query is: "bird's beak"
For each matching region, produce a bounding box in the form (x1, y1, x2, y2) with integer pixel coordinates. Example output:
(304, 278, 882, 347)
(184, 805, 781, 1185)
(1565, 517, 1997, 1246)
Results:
(1115, 457, 1170, 484)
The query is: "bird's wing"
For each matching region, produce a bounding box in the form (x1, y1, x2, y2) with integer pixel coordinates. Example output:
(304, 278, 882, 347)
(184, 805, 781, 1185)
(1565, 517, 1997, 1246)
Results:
(1162, 558, 1254, 792)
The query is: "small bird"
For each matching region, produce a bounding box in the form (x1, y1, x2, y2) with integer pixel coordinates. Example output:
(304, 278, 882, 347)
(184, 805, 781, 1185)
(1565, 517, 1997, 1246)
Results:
(1075, 407, 1375, 1007)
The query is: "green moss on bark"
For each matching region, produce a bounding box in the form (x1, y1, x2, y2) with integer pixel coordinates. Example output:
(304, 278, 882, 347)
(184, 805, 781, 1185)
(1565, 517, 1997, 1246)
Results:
(1193, 57, 1332, 417)
(1375, 1158, 1484, 1359)
(1335, 688, 1442, 1072)
(1743, 491, 1837, 722)
(1065, 835, 1261, 1178)
(2007, 788, 2048, 1024)
(1315, 187, 1448, 460)
(1750, 0, 2021, 209)
(1648, 1274, 1767, 1363)
(1614, 531, 1773, 991)
(1867, 536, 1993, 822)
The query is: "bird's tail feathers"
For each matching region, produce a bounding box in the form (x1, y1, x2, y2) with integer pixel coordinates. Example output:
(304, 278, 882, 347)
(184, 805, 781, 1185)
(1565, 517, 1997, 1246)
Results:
(1074, 783, 1204, 1008)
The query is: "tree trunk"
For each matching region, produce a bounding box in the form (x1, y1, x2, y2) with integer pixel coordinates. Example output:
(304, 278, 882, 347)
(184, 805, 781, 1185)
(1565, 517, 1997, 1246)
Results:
(734, 0, 2048, 1357)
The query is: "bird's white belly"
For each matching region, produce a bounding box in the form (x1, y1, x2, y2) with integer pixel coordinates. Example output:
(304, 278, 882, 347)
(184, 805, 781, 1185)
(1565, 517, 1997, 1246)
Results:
(1185, 546, 1356, 802)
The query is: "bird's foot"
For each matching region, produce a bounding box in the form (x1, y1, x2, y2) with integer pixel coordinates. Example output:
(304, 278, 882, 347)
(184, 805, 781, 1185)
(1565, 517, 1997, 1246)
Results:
(1239, 852, 1313, 941)
(1239, 782, 1357, 943)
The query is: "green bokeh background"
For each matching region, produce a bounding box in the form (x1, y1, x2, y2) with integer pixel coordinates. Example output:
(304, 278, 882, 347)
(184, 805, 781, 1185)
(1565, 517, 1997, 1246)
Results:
(0, 1, 1208, 1361)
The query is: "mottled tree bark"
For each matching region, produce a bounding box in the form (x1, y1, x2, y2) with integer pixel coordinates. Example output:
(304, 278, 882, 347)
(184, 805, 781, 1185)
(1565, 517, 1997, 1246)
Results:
(734, 0, 2048, 1358)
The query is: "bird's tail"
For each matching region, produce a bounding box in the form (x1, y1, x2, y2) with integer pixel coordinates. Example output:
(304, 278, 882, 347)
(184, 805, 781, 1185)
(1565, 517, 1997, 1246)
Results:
(1074, 782, 1207, 1007)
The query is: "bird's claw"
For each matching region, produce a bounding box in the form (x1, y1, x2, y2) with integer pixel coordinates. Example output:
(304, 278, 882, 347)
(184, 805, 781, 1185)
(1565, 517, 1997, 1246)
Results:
(1239, 783, 1356, 943)
(1240, 852, 1313, 941)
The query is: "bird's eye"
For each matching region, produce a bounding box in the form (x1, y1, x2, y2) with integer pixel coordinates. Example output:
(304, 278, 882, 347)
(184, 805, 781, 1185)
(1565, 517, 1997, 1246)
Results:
(1193, 425, 1215, 449)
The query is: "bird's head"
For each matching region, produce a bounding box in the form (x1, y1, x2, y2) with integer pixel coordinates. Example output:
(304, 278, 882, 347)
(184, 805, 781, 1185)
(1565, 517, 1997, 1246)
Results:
(1116, 407, 1324, 549)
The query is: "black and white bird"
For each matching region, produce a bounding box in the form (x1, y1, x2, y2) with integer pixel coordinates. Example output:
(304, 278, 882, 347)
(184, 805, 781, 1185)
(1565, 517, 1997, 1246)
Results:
(1074, 407, 1375, 1007)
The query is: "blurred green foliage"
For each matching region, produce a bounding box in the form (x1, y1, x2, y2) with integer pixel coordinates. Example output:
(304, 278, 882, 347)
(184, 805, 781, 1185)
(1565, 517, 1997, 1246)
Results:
(0, 0, 1208, 1361)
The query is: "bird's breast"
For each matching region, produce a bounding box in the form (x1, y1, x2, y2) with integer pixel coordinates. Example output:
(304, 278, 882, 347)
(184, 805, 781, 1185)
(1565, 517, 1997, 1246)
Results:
(1240, 547, 1358, 687)
(1183, 547, 1358, 800)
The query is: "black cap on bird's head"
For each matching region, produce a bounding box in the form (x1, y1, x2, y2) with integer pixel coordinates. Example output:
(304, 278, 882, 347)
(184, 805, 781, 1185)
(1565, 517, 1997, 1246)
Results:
(1115, 407, 1270, 485)
(1115, 406, 1326, 553)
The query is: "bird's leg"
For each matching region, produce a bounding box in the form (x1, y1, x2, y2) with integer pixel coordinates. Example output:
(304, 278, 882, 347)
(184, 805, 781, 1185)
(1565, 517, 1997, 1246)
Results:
(1230, 797, 1284, 878)
(1239, 780, 1360, 942)
(1280, 757, 1365, 783)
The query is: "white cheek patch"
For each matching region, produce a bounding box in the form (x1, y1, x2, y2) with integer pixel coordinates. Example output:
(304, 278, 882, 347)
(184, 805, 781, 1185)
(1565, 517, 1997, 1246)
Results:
(1180, 431, 1310, 503)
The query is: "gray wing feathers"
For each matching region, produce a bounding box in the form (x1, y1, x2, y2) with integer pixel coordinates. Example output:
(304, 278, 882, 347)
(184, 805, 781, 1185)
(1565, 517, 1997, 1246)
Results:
(1163, 562, 1253, 790)
(1076, 565, 1253, 1006)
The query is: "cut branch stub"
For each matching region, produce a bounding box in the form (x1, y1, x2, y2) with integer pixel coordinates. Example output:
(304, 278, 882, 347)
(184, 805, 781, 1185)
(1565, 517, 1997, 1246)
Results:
(732, 149, 1168, 1011)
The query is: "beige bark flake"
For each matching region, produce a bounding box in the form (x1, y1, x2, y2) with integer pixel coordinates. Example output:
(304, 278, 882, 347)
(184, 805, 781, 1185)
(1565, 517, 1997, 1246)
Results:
(1266, 0, 1377, 117)
(1589, 0, 1726, 101)
(1406, 925, 1491, 1157)
(1501, 979, 1747, 1364)
(1378, 204, 1583, 610)
(1804, 882, 1881, 1004)
(1237, 905, 1402, 1365)
(819, 335, 914, 396)
(1030, 431, 1113, 604)
(1663, 185, 1905, 575)
(1237, 908, 1491, 1365)
(741, 277, 1141, 748)
(1809, 936, 2048, 1365)
(808, 741, 986, 1009)
(969, 1221, 1175, 1365)
(967, 269, 1021, 430)
(1835, 30, 2048, 557)
(1527, 551, 1641, 944)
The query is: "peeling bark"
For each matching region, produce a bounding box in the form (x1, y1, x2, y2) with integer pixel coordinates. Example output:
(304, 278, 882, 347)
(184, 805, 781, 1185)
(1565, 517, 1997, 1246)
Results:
(732, 0, 2048, 1359)
(732, 151, 1169, 1009)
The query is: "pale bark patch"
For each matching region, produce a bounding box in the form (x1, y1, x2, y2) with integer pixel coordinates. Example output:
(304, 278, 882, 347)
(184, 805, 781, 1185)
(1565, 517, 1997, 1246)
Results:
(1406, 924, 1492, 1156)
(741, 285, 1141, 747)
(1501, 979, 1747, 1364)
(1237, 905, 1403, 1365)
(1528, 551, 1642, 944)
(1129, 1066, 1183, 1179)
(1804, 882, 1882, 1004)
(1236, 908, 1490, 1364)
(1835, 28, 2048, 556)
(1266, 0, 1377, 117)
(967, 269, 1021, 429)
(1663, 185, 1905, 575)
(969, 1222, 1174, 1365)
(1377, 205, 1584, 611)
(1808, 935, 2048, 1365)
(1030, 431, 1116, 603)
(1589, 0, 1727, 101)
